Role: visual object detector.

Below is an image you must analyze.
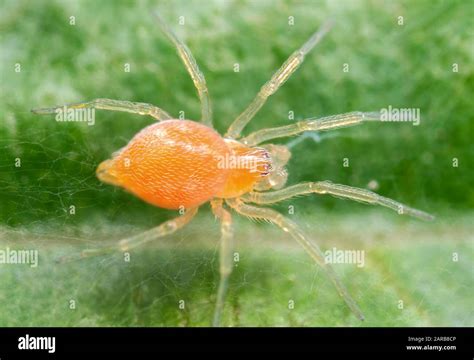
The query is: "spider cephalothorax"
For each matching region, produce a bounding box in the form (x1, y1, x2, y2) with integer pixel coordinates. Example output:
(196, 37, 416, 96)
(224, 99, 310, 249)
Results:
(32, 13, 433, 326)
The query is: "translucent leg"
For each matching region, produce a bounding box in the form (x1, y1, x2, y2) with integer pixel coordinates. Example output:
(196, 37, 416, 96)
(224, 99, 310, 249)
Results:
(32, 98, 171, 121)
(57, 207, 198, 263)
(210, 199, 234, 327)
(154, 12, 212, 127)
(225, 20, 333, 139)
(242, 181, 434, 221)
(226, 198, 364, 320)
(241, 111, 382, 146)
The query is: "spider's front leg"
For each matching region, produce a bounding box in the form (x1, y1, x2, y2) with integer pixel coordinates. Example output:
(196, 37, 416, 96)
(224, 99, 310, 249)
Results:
(225, 20, 333, 139)
(57, 207, 198, 263)
(241, 111, 382, 146)
(32, 98, 172, 121)
(241, 181, 434, 221)
(210, 199, 235, 327)
(226, 198, 365, 321)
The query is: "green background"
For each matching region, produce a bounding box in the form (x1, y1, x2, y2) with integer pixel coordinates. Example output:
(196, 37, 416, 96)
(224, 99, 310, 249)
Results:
(0, 0, 472, 326)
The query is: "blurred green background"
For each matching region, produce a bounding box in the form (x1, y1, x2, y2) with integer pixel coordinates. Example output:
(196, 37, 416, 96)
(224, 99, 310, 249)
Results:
(0, 0, 473, 326)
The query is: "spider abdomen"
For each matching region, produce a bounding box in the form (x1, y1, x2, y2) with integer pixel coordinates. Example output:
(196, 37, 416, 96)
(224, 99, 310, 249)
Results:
(97, 120, 231, 210)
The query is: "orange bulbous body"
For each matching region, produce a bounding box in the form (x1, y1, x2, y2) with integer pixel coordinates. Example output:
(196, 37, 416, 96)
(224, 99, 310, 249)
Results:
(97, 120, 231, 209)
(96, 119, 272, 210)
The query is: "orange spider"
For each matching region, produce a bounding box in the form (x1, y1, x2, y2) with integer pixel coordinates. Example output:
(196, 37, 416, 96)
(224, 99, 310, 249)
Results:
(32, 14, 433, 326)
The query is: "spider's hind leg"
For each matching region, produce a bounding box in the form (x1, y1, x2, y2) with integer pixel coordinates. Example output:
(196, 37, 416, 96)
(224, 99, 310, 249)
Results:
(57, 208, 198, 263)
(32, 98, 171, 121)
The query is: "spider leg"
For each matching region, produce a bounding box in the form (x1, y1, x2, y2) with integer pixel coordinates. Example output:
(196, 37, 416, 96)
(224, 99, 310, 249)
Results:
(210, 199, 235, 327)
(154, 12, 212, 127)
(241, 111, 382, 146)
(225, 20, 333, 139)
(242, 181, 434, 221)
(226, 198, 364, 321)
(32, 98, 171, 121)
(57, 207, 198, 263)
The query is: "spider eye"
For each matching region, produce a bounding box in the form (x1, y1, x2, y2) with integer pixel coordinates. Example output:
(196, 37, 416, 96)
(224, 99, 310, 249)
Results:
(261, 162, 274, 176)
